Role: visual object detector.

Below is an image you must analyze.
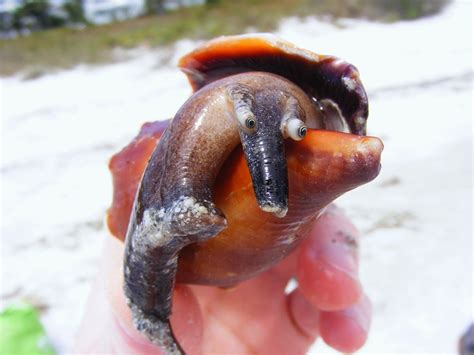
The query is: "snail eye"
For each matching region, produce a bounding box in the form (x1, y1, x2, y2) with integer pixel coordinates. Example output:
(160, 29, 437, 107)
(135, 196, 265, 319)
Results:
(245, 117, 256, 130)
(239, 114, 257, 134)
(286, 118, 307, 141)
(298, 126, 307, 138)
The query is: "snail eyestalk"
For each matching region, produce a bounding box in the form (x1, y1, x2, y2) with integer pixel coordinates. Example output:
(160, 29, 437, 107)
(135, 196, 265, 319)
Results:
(227, 84, 257, 134)
(281, 96, 307, 141)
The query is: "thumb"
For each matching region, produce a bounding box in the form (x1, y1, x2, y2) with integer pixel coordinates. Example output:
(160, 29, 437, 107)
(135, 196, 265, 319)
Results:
(73, 236, 203, 354)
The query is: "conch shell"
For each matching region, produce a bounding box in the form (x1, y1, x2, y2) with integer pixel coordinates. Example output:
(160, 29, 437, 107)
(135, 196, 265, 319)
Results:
(106, 34, 383, 354)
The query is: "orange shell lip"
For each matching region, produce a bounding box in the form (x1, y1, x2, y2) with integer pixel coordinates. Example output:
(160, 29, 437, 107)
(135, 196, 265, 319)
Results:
(178, 33, 326, 77)
(215, 128, 383, 210)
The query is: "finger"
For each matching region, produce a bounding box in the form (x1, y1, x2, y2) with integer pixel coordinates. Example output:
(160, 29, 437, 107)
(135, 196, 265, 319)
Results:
(287, 288, 319, 341)
(319, 293, 372, 352)
(296, 205, 362, 311)
(75, 236, 203, 354)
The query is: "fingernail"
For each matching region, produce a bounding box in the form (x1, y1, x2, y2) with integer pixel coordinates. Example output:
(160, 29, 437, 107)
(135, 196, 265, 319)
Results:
(339, 295, 371, 333)
(319, 295, 371, 352)
(314, 244, 359, 282)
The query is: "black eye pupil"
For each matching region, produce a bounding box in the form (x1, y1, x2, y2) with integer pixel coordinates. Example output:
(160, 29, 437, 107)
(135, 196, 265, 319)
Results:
(246, 118, 256, 129)
(299, 126, 307, 137)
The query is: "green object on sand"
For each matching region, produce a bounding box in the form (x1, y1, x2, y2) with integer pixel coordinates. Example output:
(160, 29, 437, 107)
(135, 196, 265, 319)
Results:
(0, 302, 55, 355)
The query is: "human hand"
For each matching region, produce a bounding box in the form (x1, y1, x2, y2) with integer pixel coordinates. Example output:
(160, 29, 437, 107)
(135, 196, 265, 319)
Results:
(74, 205, 371, 354)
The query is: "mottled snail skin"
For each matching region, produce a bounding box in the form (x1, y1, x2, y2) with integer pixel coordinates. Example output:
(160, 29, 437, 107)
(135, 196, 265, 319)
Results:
(123, 72, 321, 354)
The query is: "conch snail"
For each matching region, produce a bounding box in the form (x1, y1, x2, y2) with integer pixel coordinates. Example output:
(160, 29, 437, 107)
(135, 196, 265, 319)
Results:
(106, 34, 383, 354)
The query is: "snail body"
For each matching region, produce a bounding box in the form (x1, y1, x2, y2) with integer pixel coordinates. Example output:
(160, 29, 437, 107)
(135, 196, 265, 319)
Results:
(107, 34, 383, 354)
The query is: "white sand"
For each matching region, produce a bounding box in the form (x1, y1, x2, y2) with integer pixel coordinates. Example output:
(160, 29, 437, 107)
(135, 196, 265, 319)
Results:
(1, 0, 472, 353)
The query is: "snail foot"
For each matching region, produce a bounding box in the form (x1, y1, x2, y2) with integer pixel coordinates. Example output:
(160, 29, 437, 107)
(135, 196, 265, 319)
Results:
(128, 301, 185, 355)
